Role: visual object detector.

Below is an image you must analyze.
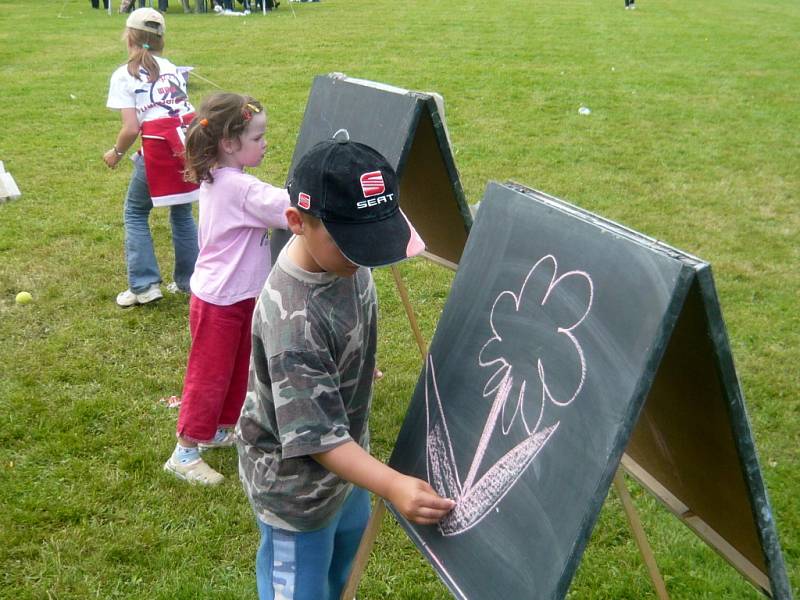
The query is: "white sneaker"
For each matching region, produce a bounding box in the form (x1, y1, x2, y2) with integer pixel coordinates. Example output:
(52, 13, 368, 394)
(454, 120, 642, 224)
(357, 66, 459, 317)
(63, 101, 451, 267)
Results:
(213, 4, 223, 11)
(116, 284, 163, 307)
(166, 282, 189, 295)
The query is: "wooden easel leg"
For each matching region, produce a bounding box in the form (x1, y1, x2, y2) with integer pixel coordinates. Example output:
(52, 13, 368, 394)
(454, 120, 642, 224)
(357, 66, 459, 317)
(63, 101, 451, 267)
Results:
(613, 470, 671, 600)
(390, 265, 428, 359)
(341, 498, 387, 600)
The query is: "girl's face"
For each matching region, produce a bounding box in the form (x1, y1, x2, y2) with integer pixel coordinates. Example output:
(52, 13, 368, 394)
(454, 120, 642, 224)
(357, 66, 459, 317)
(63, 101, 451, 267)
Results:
(219, 111, 267, 170)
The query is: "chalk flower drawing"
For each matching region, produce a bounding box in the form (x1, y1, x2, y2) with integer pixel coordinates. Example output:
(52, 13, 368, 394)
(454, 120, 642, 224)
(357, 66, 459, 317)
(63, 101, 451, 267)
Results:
(425, 254, 594, 536)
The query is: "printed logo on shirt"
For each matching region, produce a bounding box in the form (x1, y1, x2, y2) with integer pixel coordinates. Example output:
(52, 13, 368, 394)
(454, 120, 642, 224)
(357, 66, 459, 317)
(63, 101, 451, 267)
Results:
(298, 192, 311, 210)
(359, 171, 385, 198)
(149, 73, 189, 117)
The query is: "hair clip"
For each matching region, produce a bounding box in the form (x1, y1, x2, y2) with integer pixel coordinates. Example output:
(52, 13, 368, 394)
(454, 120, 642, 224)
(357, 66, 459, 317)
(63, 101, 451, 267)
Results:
(199, 118, 209, 128)
(142, 43, 150, 50)
(242, 102, 262, 121)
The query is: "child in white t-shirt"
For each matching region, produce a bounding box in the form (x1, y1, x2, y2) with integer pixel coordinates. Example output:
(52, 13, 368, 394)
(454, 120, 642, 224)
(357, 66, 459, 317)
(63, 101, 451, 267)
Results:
(105, 8, 200, 307)
(162, 93, 289, 486)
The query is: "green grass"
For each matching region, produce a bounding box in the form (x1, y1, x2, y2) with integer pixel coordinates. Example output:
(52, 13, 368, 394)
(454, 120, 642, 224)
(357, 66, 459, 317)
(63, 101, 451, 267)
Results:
(1, 0, 798, 597)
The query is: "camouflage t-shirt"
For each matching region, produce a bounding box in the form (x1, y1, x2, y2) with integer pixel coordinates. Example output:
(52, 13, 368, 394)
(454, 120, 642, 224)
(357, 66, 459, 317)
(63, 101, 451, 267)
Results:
(236, 242, 377, 532)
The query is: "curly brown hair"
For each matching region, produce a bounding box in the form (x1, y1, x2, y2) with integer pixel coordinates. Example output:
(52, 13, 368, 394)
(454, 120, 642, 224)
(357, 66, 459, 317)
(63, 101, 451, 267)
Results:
(184, 93, 265, 184)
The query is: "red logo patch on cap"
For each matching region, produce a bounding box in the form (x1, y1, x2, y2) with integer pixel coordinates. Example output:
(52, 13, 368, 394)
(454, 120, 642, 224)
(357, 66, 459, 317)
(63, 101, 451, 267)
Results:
(360, 171, 385, 198)
(298, 192, 311, 210)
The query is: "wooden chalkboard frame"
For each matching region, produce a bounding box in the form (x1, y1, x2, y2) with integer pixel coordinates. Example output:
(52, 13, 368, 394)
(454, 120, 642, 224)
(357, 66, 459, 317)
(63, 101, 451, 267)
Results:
(385, 181, 792, 599)
(271, 73, 473, 268)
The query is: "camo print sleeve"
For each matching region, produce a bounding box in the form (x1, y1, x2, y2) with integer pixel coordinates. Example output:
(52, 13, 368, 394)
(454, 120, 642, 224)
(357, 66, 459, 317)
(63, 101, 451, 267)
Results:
(236, 252, 377, 531)
(269, 347, 352, 459)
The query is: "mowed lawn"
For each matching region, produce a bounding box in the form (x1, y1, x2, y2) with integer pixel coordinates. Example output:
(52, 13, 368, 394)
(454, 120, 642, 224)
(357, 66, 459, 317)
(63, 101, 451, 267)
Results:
(0, 0, 797, 598)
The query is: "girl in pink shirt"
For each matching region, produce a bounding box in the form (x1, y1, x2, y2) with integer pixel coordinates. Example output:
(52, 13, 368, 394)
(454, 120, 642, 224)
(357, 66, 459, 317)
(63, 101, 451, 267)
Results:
(164, 93, 289, 485)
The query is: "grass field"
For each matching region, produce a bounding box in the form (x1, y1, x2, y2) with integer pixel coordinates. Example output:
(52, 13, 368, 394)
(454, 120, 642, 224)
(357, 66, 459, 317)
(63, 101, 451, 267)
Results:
(1, 0, 798, 598)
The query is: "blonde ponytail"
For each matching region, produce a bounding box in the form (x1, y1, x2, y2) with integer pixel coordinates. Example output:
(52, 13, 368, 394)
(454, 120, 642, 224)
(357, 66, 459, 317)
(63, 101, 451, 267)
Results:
(124, 28, 164, 83)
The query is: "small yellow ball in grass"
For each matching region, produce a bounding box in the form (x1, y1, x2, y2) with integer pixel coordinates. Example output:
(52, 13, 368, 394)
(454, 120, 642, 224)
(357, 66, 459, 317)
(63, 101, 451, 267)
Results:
(15, 291, 33, 305)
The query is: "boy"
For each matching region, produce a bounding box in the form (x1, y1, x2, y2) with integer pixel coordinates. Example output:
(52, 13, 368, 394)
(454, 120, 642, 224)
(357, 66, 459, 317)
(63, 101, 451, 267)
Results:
(235, 130, 455, 600)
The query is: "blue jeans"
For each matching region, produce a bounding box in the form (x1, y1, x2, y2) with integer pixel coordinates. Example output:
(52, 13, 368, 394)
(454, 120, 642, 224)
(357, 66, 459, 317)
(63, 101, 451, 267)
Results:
(256, 487, 371, 600)
(123, 154, 198, 293)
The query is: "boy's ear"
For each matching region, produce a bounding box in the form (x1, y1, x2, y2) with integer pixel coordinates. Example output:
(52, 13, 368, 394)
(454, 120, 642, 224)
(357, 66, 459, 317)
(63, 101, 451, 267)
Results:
(285, 207, 305, 235)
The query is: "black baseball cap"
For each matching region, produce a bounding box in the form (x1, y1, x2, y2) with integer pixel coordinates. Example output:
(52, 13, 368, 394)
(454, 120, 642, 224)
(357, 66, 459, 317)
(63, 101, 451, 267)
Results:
(288, 130, 425, 268)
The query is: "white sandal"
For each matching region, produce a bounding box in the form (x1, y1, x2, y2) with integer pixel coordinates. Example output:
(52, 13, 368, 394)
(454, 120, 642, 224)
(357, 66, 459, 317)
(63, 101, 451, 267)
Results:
(163, 456, 224, 486)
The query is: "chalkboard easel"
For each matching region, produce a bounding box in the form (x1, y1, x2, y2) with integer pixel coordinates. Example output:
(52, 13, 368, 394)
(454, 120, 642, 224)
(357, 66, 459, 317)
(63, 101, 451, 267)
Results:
(270, 72, 473, 268)
(384, 182, 792, 599)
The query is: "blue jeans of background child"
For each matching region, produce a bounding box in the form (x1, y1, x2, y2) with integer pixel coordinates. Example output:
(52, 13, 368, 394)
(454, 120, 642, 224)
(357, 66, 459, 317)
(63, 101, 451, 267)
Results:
(123, 153, 198, 294)
(256, 487, 371, 600)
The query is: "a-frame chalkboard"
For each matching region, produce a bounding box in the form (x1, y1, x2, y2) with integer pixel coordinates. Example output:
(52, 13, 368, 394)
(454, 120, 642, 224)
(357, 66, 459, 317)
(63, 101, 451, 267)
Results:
(271, 73, 473, 268)
(387, 182, 792, 599)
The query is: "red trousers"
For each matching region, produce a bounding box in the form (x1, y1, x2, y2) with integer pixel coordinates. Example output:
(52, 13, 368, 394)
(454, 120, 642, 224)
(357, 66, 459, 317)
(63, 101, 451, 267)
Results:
(177, 295, 256, 442)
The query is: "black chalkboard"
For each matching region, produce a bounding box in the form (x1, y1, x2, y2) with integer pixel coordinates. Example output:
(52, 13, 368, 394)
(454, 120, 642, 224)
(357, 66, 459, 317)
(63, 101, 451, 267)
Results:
(387, 182, 792, 599)
(272, 73, 472, 269)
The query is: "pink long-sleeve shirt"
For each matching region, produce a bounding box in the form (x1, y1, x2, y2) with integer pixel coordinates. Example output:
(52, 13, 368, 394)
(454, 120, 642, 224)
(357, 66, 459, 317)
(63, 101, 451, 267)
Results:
(190, 167, 289, 306)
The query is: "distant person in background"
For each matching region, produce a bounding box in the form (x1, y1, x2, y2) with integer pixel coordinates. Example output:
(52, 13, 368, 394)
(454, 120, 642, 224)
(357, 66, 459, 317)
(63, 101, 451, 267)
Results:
(212, 0, 262, 13)
(625, 0, 636, 9)
(91, 0, 110, 9)
(104, 8, 199, 307)
(162, 93, 289, 486)
(118, 0, 150, 12)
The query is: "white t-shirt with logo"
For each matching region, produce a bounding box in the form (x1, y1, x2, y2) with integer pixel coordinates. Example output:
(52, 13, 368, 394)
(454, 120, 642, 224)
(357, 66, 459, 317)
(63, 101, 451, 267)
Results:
(106, 55, 194, 123)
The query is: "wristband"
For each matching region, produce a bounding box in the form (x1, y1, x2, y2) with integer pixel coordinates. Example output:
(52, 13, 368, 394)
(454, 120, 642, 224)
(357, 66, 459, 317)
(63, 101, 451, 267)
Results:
(113, 146, 125, 157)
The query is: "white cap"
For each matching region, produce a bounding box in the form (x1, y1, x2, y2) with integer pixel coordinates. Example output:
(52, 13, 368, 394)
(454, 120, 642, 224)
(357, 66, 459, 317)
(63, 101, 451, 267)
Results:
(126, 8, 165, 36)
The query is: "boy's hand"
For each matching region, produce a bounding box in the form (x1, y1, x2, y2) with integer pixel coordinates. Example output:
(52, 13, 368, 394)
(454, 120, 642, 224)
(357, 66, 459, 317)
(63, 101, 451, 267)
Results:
(387, 473, 456, 525)
(312, 441, 455, 525)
